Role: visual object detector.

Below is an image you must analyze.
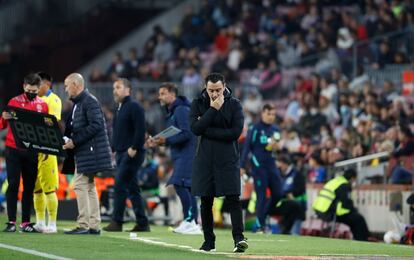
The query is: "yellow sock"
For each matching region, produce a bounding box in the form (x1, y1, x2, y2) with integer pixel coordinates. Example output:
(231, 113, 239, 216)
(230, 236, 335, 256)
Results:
(34, 192, 46, 223)
(45, 192, 58, 223)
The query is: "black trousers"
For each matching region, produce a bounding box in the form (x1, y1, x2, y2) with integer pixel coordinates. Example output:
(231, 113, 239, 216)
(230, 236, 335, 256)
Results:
(113, 151, 148, 226)
(268, 200, 303, 234)
(200, 195, 244, 244)
(337, 212, 370, 241)
(5, 147, 38, 223)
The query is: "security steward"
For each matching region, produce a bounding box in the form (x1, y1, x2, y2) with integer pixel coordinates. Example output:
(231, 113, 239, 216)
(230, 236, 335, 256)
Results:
(312, 169, 370, 241)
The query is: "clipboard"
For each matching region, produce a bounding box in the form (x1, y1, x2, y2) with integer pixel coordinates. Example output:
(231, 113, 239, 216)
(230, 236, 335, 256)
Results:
(153, 126, 182, 139)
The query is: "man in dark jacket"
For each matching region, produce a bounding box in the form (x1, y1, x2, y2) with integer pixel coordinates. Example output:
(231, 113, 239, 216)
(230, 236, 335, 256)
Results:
(149, 82, 200, 234)
(103, 78, 150, 232)
(62, 73, 112, 235)
(190, 73, 248, 253)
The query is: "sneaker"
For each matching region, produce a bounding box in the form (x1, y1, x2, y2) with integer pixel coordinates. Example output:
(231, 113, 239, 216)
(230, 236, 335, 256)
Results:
(128, 224, 150, 232)
(199, 241, 216, 252)
(233, 238, 248, 253)
(44, 225, 57, 234)
(174, 221, 193, 233)
(3, 222, 16, 232)
(173, 221, 188, 233)
(34, 223, 47, 233)
(178, 220, 202, 235)
(20, 223, 40, 233)
(89, 229, 101, 235)
(64, 227, 89, 235)
(103, 221, 122, 232)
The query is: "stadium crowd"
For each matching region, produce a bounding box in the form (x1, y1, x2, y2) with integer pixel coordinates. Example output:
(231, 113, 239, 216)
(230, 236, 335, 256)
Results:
(85, 0, 414, 184)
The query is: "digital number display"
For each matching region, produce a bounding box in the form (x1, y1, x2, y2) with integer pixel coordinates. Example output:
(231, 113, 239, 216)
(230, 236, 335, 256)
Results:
(7, 106, 65, 156)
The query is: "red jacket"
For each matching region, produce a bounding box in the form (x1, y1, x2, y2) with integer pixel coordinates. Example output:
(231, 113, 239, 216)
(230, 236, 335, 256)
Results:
(0, 93, 48, 149)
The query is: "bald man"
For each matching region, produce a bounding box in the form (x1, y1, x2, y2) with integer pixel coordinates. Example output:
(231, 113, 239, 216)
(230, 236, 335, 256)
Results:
(62, 73, 112, 235)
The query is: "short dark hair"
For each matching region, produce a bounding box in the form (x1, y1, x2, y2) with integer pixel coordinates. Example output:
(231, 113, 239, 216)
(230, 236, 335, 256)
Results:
(37, 71, 53, 89)
(277, 154, 292, 165)
(262, 103, 275, 111)
(37, 71, 53, 82)
(24, 73, 41, 86)
(117, 78, 132, 89)
(343, 168, 357, 180)
(159, 82, 178, 95)
(205, 72, 225, 86)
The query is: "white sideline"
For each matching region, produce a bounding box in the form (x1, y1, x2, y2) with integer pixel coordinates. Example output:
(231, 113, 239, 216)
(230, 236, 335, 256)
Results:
(131, 237, 234, 255)
(0, 243, 73, 260)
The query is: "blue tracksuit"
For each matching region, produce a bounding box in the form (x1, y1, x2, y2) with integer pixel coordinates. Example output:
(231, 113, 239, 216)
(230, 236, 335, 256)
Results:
(164, 96, 198, 222)
(241, 121, 283, 228)
(165, 96, 196, 187)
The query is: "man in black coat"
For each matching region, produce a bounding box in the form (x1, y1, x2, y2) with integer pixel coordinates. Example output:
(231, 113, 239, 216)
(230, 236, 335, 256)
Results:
(103, 78, 149, 232)
(62, 73, 112, 235)
(190, 73, 248, 253)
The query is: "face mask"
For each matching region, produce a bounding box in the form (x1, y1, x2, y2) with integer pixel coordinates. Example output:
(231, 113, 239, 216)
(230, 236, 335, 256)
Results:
(25, 92, 37, 101)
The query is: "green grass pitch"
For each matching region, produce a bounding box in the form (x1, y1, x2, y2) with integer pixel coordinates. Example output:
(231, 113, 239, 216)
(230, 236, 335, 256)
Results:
(0, 214, 414, 259)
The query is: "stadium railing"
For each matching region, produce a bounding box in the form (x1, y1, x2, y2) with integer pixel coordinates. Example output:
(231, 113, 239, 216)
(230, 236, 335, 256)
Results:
(333, 151, 390, 184)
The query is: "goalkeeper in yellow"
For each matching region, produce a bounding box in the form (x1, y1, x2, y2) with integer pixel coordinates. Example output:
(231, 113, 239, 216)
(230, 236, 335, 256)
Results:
(33, 72, 62, 233)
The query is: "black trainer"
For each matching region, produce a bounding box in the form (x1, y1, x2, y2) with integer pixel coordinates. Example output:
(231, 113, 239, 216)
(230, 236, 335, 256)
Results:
(199, 241, 216, 252)
(233, 238, 248, 253)
(64, 227, 89, 235)
(19, 223, 40, 233)
(3, 222, 16, 232)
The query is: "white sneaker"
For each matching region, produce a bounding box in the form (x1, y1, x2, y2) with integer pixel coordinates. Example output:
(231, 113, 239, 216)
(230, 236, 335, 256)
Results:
(44, 225, 57, 234)
(177, 220, 202, 235)
(33, 223, 47, 233)
(173, 221, 191, 233)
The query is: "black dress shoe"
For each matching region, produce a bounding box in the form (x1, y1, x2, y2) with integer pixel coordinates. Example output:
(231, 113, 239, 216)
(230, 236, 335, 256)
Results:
(103, 221, 122, 232)
(89, 229, 101, 235)
(128, 224, 150, 232)
(64, 227, 89, 234)
(199, 241, 216, 252)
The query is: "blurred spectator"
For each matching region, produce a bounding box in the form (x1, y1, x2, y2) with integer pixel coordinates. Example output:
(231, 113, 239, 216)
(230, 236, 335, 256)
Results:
(349, 65, 369, 92)
(154, 34, 174, 63)
(259, 59, 282, 99)
(137, 63, 154, 81)
(89, 67, 107, 83)
(212, 2, 230, 28)
(308, 152, 327, 183)
(389, 124, 414, 184)
(372, 41, 394, 69)
(124, 48, 140, 79)
(227, 39, 242, 71)
(107, 52, 126, 80)
(181, 65, 201, 87)
(319, 94, 340, 124)
(214, 27, 231, 55)
(242, 88, 263, 115)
